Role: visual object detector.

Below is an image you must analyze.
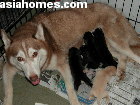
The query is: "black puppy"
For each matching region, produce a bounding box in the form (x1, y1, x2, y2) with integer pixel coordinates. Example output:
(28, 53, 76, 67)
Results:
(80, 35, 101, 69)
(93, 28, 118, 67)
(83, 28, 117, 68)
(69, 28, 117, 91)
(68, 47, 93, 91)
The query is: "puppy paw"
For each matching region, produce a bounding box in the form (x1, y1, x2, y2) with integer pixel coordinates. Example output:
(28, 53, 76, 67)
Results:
(88, 94, 95, 100)
(88, 96, 94, 100)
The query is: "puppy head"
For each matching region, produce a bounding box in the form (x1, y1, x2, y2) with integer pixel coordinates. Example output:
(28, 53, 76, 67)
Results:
(69, 47, 80, 57)
(92, 28, 104, 37)
(104, 66, 117, 76)
(83, 31, 93, 45)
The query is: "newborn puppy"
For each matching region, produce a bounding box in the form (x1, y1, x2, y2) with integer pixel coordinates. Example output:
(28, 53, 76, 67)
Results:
(80, 44, 100, 69)
(68, 47, 93, 91)
(69, 28, 117, 90)
(82, 28, 118, 69)
(89, 66, 116, 105)
(92, 28, 118, 68)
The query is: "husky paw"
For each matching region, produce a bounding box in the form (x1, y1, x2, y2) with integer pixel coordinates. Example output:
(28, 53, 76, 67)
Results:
(118, 72, 125, 82)
(116, 68, 126, 81)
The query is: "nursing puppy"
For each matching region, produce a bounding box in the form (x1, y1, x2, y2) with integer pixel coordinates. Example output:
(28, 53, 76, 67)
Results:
(80, 44, 100, 69)
(68, 47, 92, 91)
(70, 29, 117, 91)
(83, 28, 117, 68)
(92, 28, 118, 68)
(89, 66, 117, 105)
(1, 3, 140, 105)
(81, 29, 117, 70)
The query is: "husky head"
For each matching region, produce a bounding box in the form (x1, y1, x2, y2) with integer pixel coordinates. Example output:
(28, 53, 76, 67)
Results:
(1, 24, 48, 85)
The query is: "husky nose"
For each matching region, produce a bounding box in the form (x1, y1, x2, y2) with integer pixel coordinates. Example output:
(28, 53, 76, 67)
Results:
(29, 75, 40, 85)
(29, 75, 39, 81)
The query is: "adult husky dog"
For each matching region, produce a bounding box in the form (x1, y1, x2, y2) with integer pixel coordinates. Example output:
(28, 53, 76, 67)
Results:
(1, 3, 140, 105)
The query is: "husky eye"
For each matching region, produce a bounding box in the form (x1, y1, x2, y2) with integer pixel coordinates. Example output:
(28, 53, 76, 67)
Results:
(17, 57, 24, 62)
(32, 52, 38, 58)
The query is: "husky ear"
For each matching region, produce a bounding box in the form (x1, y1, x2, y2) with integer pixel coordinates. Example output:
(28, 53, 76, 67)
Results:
(35, 24, 45, 41)
(1, 29, 11, 50)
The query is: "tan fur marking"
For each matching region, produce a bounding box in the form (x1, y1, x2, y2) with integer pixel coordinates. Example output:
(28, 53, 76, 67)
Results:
(89, 66, 116, 105)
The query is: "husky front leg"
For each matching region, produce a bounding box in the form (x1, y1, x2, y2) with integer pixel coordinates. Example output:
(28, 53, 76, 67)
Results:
(3, 63, 17, 105)
(58, 63, 81, 105)
(107, 46, 125, 81)
(117, 56, 127, 81)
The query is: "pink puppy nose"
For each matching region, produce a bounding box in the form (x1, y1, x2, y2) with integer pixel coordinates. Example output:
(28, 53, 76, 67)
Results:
(29, 75, 38, 81)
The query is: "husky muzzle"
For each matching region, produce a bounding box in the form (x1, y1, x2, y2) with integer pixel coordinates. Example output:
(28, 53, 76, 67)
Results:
(29, 74, 40, 85)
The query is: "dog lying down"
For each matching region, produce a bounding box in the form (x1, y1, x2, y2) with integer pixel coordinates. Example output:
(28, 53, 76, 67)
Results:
(69, 28, 117, 91)
(89, 66, 117, 105)
(1, 2, 140, 105)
